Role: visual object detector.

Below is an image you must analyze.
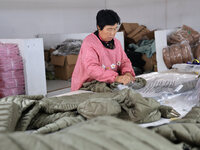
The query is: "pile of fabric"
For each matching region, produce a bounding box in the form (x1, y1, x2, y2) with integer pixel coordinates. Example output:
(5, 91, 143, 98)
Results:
(0, 43, 25, 98)
(0, 83, 199, 149)
(52, 39, 82, 56)
(119, 23, 156, 74)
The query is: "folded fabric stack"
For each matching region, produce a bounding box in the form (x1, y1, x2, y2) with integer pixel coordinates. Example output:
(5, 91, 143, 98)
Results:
(0, 43, 25, 98)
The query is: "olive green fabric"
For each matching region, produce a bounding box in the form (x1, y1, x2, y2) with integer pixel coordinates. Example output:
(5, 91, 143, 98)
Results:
(75, 89, 178, 123)
(153, 123, 200, 147)
(0, 94, 86, 134)
(80, 77, 147, 92)
(0, 89, 179, 134)
(0, 102, 21, 132)
(77, 98, 121, 119)
(173, 106, 200, 123)
(152, 106, 200, 148)
(127, 77, 147, 89)
(80, 80, 115, 92)
(0, 116, 181, 150)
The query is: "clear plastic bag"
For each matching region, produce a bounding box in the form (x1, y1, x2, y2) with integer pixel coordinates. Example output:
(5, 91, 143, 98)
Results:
(172, 63, 200, 75)
(135, 72, 198, 102)
(159, 78, 200, 117)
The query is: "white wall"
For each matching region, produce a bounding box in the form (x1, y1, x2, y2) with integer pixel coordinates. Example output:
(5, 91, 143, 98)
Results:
(0, 0, 199, 38)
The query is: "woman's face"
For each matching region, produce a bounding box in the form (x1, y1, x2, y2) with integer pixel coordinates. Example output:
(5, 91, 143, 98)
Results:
(98, 23, 119, 42)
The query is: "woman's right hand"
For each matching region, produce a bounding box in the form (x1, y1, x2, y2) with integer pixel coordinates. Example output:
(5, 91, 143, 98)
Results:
(115, 75, 132, 85)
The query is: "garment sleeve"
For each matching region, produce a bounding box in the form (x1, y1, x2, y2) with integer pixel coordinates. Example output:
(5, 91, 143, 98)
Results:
(119, 44, 135, 77)
(81, 42, 118, 83)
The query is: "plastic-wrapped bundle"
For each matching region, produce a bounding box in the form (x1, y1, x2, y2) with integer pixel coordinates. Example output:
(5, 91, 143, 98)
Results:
(0, 77, 25, 88)
(168, 25, 200, 45)
(0, 56, 23, 71)
(53, 39, 82, 55)
(135, 72, 198, 101)
(163, 41, 193, 68)
(0, 43, 20, 56)
(0, 87, 25, 98)
(194, 44, 200, 60)
(182, 25, 200, 44)
(0, 70, 24, 79)
(172, 63, 200, 75)
(168, 29, 193, 44)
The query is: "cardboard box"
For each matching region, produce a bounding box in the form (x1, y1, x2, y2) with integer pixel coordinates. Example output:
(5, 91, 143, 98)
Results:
(142, 53, 157, 72)
(51, 55, 78, 80)
(44, 50, 50, 62)
(119, 23, 139, 35)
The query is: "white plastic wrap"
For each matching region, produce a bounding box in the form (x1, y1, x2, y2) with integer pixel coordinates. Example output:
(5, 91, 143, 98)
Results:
(172, 63, 200, 75)
(161, 78, 200, 117)
(135, 72, 198, 101)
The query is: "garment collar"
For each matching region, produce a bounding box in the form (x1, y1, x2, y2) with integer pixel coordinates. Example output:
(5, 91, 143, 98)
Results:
(94, 30, 115, 49)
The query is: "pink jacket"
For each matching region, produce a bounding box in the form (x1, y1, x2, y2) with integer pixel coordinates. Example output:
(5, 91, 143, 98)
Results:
(71, 33, 135, 91)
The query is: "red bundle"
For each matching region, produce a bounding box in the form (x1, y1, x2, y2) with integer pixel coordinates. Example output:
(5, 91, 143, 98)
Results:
(0, 70, 24, 79)
(0, 43, 20, 56)
(0, 42, 25, 98)
(0, 77, 25, 88)
(0, 87, 25, 97)
(0, 56, 23, 71)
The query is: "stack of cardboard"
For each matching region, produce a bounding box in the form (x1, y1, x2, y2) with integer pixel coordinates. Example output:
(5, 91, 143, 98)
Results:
(51, 55, 78, 80)
(119, 23, 151, 46)
(142, 53, 157, 72)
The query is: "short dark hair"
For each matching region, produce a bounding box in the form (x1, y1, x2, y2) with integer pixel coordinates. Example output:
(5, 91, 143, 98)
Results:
(96, 9, 121, 30)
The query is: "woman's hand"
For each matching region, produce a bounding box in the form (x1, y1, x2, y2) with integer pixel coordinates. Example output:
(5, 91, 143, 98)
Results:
(115, 74, 132, 85)
(124, 72, 135, 82)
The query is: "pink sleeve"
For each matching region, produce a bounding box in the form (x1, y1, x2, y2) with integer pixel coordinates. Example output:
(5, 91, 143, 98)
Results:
(82, 43, 118, 83)
(119, 44, 135, 77)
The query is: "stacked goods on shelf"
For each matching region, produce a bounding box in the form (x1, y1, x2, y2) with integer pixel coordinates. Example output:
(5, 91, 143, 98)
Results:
(0, 43, 25, 98)
(163, 25, 200, 69)
(163, 41, 193, 69)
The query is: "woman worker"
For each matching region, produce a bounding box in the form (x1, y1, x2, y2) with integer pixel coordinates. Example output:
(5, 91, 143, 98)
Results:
(71, 9, 135, 91)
